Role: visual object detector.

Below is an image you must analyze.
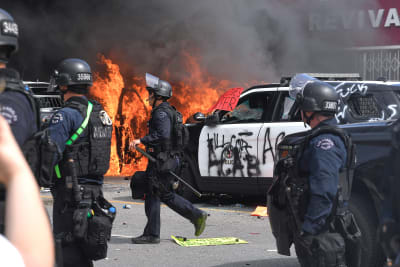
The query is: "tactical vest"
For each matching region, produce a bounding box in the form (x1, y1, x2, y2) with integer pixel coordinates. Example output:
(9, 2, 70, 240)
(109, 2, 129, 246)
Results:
(270, 124, 355, 227)
(1, 68, 40, 130)
(148, 102, 189, 155)
(56, 97, 113, 180)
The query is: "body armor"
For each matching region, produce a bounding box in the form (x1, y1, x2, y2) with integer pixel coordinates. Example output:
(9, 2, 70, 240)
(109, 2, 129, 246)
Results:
(1, 68, 39, 127)
(268, 125, 355, 256)
(58, 97, 112, 180)
(147, 102, 187, 156)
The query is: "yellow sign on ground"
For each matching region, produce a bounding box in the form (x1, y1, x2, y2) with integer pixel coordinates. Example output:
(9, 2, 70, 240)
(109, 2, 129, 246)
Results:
(171, 235, 248, 247)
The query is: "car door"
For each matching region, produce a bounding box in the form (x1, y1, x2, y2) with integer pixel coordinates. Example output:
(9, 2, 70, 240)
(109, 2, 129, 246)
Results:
(197, 89, 277, 195)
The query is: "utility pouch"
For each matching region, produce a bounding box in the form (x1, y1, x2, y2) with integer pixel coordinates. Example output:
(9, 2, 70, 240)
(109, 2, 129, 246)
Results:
(300, 232, 346, 267)
(82, 196, 115, 261)
(334, 211, 362, 267)
(22, 130, 59, 187)
(130, 171, 147, 199)
(156, 152, 178, 173)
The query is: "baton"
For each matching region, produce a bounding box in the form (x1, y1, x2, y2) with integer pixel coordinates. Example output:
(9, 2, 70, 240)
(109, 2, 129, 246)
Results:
(135, 146, 203, 198)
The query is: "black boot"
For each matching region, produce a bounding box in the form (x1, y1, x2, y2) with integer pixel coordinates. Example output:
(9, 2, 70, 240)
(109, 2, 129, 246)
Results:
(131, 235, 160, 244)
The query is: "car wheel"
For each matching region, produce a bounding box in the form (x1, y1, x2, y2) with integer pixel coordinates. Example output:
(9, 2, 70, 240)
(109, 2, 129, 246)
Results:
(348, 193, 385, 267)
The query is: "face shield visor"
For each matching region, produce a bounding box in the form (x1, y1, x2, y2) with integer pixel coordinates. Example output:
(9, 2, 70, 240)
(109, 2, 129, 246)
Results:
(287, 73, 317, 120)
(146, 73, 159, 91)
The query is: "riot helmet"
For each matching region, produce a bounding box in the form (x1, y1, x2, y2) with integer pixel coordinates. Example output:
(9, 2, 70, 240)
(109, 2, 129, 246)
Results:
(0, 9, 19, 63)
(145, 73, 172, 99)
(53, 58, 92, 94)
(296, 80, 339, 114)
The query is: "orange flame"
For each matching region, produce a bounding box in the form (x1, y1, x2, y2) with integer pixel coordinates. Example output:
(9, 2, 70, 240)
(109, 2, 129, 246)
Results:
(90, 53, 235, 176)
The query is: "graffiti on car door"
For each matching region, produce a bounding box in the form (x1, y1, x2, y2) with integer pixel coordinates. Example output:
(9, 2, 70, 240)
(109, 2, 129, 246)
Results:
(206, 131, 260, 177)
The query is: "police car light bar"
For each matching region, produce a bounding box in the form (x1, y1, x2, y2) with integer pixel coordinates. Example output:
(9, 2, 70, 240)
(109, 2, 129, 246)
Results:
(280, 73, 362, 86)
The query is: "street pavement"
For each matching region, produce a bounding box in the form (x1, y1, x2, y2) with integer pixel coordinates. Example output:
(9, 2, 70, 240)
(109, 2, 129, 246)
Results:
(42, 178, 299, 267)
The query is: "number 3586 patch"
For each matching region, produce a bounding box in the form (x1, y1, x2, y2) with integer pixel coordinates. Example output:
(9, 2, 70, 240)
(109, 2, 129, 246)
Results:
(76, 73, 91, 81)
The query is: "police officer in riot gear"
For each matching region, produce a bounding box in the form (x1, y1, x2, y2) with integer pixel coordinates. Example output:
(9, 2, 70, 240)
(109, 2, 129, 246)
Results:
(0, 8, 38, 147)
(268, 76, 360, 267)
(47, 58, 114, 267)
(0, 8, 39, 235)
(130, 74, 207, 244)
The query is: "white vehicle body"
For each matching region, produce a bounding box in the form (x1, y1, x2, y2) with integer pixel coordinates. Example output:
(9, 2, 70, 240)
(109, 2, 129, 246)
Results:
(198, 87, 309, 180)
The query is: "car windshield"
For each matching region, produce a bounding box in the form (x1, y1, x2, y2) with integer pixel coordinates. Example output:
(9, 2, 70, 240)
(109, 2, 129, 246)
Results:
(222, 98, 263, 122)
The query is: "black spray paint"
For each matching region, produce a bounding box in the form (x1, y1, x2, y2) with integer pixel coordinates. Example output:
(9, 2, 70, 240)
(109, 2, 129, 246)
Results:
(206, 128, 285, 177)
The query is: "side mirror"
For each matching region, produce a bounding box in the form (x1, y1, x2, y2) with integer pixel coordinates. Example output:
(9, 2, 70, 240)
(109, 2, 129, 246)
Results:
(193, 112, 206, 122)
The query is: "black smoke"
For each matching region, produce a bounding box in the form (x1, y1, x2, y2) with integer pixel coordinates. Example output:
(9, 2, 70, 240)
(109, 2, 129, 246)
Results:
(3, 0, 384, 84)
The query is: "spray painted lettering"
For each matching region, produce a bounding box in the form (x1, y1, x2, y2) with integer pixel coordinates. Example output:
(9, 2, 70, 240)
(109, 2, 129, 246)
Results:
(207, 132, 260, 177)
(262, 128, 285, 164)
(334, 83, 399, 123)
(206, 128, 285, 177)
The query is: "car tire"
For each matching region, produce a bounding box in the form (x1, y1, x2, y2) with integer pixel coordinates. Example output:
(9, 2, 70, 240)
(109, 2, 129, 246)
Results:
(176, 158, 200, 203)
(348, 193, 385, 267)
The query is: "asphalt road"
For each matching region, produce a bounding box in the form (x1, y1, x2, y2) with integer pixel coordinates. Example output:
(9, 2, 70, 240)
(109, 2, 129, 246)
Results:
(42, 178, 299, 267)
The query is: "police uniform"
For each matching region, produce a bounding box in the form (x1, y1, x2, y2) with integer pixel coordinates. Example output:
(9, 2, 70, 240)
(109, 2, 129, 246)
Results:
(0, 8, 40, 236)
(299, 118, 347, 235)
(269, 118, 354, 267)
(294, 118, 348, 266)
(49, 96, 112, 267)
(0, 69, 37, 146)
(268, 78, 360, 267)
(139, 101, 205, 239)
(0, 69, 38, 234)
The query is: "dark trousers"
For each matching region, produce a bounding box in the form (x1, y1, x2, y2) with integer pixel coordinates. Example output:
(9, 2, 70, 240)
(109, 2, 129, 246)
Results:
(143, 173, 202, 237)
(52, 183, 101, 267)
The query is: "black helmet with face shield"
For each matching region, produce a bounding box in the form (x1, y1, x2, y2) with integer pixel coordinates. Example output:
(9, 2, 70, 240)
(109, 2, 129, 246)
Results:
(145, 73, 172, 99)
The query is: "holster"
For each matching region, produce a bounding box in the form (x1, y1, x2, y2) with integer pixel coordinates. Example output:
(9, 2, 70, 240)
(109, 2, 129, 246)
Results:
(334, 211, 362, 267)
(83, 195, 115, 261)
(156, 151, 178, 173)
(298, 232, 347, 267)
(130, 171, 147, 199)
(147, 157, 179, 196)
(71, 185, 116, 261)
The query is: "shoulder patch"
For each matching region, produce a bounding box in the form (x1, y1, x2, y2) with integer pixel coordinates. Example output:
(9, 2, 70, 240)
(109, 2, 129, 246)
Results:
(51, 112, 64, 124)
(316, 138, 335, 150)
(99, 110, 112, 126)
(0, 105, 18, 123)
